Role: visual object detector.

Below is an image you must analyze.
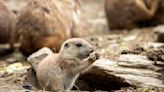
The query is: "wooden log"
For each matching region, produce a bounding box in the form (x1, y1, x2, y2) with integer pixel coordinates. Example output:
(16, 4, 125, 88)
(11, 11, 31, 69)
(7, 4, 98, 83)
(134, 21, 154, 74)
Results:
(82, 55, 164, 90)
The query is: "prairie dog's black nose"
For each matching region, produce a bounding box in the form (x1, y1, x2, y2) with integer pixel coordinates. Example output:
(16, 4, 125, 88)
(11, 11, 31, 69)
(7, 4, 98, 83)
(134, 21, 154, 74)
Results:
(89, 49, 94, 53)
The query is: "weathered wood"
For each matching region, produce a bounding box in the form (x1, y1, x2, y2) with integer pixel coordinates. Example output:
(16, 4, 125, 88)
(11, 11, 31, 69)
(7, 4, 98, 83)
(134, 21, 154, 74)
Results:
(86, 55, 164, 88)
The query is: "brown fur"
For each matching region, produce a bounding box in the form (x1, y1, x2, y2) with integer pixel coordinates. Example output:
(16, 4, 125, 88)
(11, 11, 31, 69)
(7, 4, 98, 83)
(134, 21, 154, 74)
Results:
(36, 38, 99, 91)
(0, 1, 14, 43)
(10, 0, 80, 56)
(104, 0, 158, 29)
(151, 0, 164, 25)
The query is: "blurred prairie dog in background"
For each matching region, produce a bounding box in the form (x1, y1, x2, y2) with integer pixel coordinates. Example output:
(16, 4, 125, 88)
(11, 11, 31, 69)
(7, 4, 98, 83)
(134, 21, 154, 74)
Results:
(104, 0, 158, 29)
(10, 0, 81, 56)
(0, 1, 14, 44)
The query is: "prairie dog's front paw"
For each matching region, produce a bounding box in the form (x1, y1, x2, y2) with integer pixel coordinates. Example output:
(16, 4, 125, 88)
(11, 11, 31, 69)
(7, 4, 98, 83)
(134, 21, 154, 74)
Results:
(89, 52, 100, 62)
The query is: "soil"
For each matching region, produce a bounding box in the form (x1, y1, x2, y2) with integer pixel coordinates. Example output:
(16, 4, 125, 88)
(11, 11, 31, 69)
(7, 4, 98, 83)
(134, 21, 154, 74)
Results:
(0, 0, 163, 92)
(120, 45, 164, 64)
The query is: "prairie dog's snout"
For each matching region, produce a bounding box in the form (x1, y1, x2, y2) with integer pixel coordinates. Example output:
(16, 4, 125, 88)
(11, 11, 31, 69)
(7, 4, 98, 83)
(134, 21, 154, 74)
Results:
(85, 48, 94, 57)
(89, 48, 94, 53)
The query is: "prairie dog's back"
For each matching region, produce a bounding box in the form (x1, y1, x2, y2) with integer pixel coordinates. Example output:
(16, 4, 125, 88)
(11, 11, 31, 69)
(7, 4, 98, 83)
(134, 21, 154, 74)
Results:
(37, 53, 64, 91)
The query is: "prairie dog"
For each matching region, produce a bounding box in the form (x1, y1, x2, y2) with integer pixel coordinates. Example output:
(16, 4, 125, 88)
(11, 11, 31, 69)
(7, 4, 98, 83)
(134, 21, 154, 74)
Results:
(36, 38, 99, 91)
(0, 1, 14, 44)
(104, 0, 158, 29)
(10, 0, 80, 56)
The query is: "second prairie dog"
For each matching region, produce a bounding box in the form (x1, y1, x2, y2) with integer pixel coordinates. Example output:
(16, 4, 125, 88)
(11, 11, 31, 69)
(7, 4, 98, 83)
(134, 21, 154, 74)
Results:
(0, 1, 14, 43)
(104, 0, 158, 29)
(36, 38, 99, 91)
(10, 0, 80, 56)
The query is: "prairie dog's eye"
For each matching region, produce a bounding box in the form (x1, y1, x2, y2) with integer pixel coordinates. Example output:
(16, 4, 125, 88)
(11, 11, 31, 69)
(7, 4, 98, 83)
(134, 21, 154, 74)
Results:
(64, 43, 69, 48)
(76, 43, 82, 47)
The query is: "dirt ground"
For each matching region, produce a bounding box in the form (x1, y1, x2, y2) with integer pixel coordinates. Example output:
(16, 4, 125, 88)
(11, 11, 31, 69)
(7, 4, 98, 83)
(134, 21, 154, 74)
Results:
(0, 0, 163, 91)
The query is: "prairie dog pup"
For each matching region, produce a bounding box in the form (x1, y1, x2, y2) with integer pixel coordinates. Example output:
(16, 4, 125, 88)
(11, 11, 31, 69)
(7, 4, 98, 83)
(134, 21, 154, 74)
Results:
(0, 1, 14, 43)
(36, 38, 99, 91)
(10, 0, 80, 56)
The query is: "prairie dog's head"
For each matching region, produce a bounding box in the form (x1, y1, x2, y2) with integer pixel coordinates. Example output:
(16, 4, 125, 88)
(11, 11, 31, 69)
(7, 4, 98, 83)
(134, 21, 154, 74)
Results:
(59, 38, 94, 60)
